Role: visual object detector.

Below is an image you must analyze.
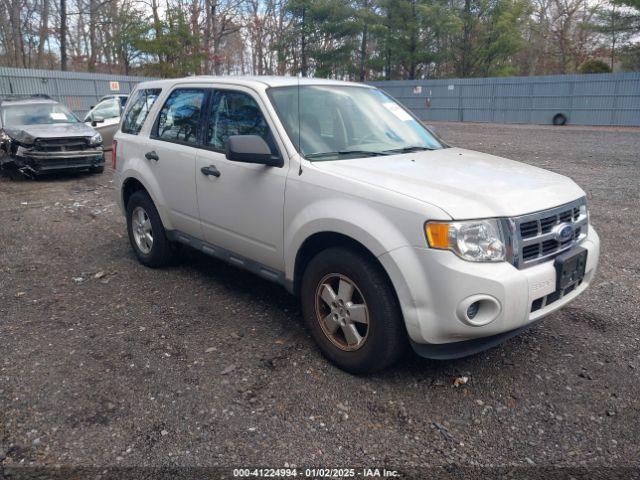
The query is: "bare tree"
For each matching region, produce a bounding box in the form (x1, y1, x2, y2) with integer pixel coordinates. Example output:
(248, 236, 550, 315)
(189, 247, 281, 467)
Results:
(0, 0, 634, 77)
(531, 0, 598, 73)
(60, 0, 68, 69)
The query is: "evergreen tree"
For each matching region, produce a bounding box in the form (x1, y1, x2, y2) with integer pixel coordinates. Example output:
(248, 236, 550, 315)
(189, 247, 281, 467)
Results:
(136, 5, 205, 77)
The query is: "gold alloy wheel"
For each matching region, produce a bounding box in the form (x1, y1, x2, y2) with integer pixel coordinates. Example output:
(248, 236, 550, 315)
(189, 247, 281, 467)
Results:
(314, 273, 370, 351)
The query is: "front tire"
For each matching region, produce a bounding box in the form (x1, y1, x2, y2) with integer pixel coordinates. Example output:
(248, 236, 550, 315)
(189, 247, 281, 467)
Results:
(90, 165, 105, 174)
(126, 190, 174, 267)
(300, 247, 408, 374)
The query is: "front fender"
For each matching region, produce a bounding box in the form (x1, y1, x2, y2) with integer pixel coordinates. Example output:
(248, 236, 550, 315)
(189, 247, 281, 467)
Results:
(284, 196, 420, 282)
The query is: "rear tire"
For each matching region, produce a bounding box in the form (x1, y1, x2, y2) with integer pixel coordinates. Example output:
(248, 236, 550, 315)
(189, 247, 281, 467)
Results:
(126, 190, 174, 267)
(300, 247, 408, 374)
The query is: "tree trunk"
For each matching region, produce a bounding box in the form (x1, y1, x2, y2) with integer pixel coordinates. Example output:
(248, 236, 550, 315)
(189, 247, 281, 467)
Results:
(9, 0, 24, 67)
(385, 6, 392, 80)
(359, 22, 367, 81)
(190, 0, 202, 73)
(151, 0, 163, 64)
(37, 0, 49, 66)
(610, 3, 616, 70)
(88, 0, 97, 71)
(60, 0, 68, 70)
(300, 4, 307, 76)
(461, 0, 472, 77)
(408, 0, 417, 79)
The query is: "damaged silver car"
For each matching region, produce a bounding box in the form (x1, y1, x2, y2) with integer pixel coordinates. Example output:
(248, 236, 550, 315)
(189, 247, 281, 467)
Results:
(0, 95, 105, 176)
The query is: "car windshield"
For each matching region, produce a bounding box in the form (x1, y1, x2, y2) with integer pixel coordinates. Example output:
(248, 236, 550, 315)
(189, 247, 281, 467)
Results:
(83, 97, 121, 122)
(1, 103, 78, 126)
(268, 85, 443, 161)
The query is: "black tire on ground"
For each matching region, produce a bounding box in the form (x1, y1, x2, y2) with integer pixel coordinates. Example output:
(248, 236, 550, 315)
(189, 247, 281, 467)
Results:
(90, 165, 105, 174)
(300, 247, 408, 374)
(552, 113, 567, 126)
(126, 190, 174, 268)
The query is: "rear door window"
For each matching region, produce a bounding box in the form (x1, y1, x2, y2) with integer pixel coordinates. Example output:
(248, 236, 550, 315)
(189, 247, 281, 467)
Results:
(154, 88, 206, 146)
(121, 88, 161, 135)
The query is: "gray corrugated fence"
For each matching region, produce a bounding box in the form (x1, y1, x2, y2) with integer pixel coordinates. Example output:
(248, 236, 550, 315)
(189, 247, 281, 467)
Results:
(1, 67, 639, 126)
(0, 67, 155, 117)
(369, 72, 640, 126)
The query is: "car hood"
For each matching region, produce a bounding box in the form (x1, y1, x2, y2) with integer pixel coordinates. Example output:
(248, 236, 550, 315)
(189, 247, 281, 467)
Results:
(4, 123, 97, 142)
(312, 147, 585, 219)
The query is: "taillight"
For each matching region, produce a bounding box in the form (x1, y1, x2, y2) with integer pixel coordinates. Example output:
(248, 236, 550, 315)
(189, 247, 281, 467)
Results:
(111, 139, 117, 169)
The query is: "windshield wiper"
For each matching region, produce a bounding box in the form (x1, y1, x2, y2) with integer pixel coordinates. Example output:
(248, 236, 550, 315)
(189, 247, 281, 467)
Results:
(305, 150, 390, 159)
(382, 145, 435, 154)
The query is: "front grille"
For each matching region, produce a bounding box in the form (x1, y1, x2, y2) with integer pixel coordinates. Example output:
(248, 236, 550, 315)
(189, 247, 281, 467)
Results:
(540, 216, 556, 233)
(522, 244, 540, 261)
(511, 198, 588, 269)
(520, 221, 538, 238)
(34, 137, 89, 152)
(36, 157, 97, 168)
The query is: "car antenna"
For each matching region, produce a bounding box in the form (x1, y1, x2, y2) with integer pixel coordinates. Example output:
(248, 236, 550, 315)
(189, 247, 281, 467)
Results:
(297, 73, 303, 176)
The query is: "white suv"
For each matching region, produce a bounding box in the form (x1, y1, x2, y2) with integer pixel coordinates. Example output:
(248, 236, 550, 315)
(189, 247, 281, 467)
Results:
(112, 77, 600, 373)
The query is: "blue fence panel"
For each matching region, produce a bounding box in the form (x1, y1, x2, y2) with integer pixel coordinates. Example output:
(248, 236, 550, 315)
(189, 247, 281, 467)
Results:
(2, 68, 639, 125)
(369, 72, 640, 126)
(0, 67, 156, 117)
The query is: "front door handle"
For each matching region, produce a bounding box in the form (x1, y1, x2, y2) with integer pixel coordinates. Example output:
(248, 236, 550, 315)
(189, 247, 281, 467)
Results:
(201, 165, 221, 178)
(145, 151, 159, 161)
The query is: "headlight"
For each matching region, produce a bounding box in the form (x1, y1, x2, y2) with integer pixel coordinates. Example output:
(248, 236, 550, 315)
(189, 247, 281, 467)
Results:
(579, 203, 588, 221)
(425, 219, 506, 262)
(3, 129, 35, 145)
(89, 132, 103, 146)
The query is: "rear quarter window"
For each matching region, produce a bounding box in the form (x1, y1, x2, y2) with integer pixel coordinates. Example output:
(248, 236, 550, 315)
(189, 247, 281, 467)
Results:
(121, 89, 161, 135)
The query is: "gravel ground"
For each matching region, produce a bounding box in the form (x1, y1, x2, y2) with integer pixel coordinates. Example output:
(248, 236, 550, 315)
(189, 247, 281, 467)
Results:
(0, 123, 639, 475)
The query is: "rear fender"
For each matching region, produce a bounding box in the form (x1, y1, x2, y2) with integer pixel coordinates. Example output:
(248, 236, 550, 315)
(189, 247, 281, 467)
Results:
(120, 166, 173, 230)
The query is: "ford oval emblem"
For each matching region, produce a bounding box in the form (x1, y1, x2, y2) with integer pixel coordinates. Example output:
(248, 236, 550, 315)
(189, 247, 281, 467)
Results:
(557, 223, 574, 240)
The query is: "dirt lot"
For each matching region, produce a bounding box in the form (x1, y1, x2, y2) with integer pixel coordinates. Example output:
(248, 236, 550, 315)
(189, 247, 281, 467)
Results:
(1, 123, 639, 474)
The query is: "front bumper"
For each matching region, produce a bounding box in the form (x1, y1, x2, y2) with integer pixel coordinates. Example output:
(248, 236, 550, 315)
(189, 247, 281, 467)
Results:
(378, 226, 600, 357)
(3, 148, 104, 173)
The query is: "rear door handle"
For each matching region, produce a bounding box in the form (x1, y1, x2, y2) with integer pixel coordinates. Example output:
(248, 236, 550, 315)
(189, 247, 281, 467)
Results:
(145, 151, 159, 161)
(201, 165, 221, 178)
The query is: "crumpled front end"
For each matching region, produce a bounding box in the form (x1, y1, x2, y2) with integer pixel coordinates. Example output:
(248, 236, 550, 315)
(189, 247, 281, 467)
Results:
(0, 135, 104, 174)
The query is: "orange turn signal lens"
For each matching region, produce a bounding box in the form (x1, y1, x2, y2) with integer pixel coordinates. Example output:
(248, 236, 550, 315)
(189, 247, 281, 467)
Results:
(425, 222, 451, 249)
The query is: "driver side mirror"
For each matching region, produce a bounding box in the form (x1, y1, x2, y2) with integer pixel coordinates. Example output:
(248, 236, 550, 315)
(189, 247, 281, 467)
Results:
(91, 116, 105, 127)
(225, 135, 282, 167)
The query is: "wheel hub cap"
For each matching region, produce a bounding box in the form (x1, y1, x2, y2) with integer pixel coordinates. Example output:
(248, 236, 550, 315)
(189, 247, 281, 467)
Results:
(132, 206, 153, 254)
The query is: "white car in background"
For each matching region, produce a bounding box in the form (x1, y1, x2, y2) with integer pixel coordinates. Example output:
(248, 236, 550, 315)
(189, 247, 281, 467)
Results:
(84, 94, 128, 149)
(112, 77, 600, 373)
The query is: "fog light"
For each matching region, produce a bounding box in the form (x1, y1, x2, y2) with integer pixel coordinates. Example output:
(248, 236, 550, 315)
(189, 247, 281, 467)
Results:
(467, 301, 480, 320)
(456, 295, 501, 326)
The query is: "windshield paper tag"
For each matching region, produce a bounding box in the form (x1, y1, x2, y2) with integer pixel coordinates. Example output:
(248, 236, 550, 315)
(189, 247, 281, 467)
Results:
(383, 102, 412, 122)
(50, 112, 67, 120)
